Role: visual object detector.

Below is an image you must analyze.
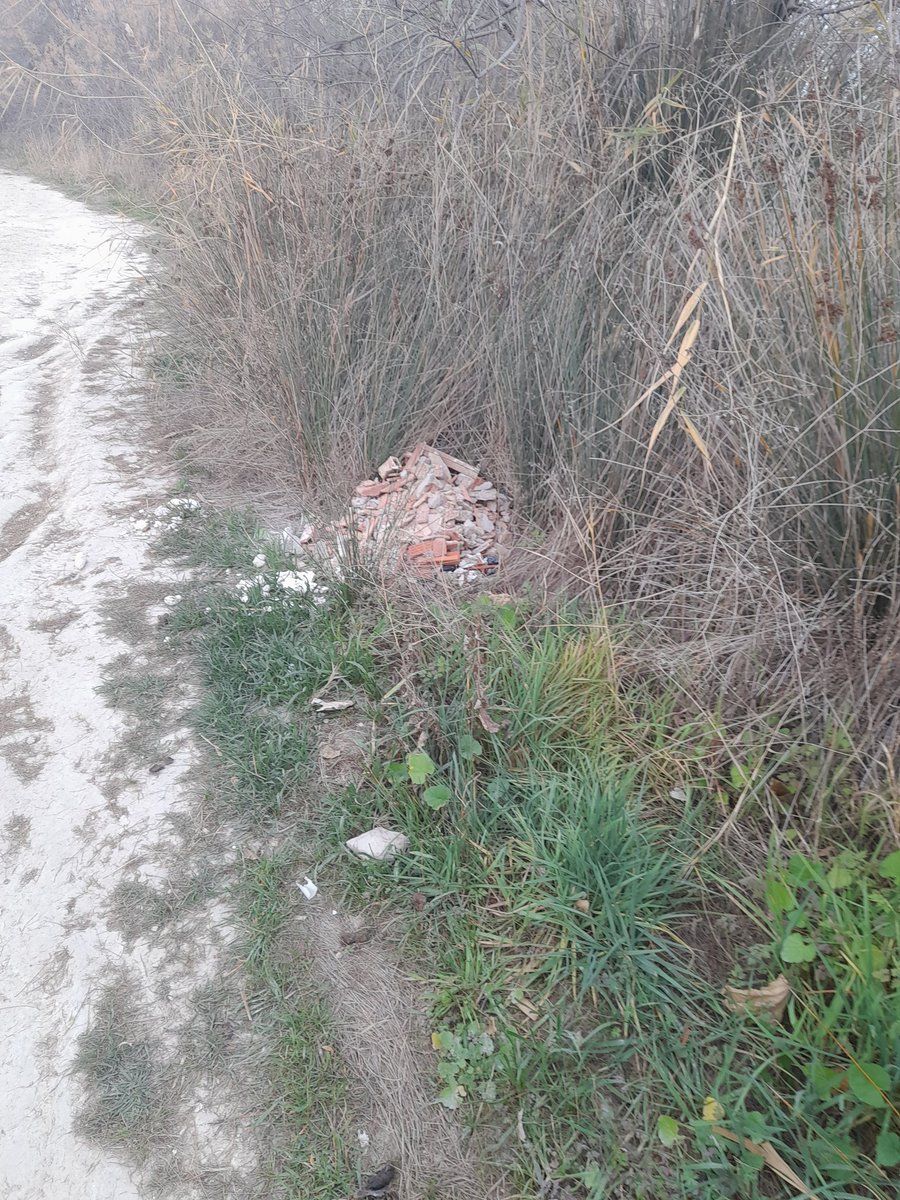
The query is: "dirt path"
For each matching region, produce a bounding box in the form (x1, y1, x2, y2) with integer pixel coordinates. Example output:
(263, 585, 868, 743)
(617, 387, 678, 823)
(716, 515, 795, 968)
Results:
(0, 172, 178, 1199)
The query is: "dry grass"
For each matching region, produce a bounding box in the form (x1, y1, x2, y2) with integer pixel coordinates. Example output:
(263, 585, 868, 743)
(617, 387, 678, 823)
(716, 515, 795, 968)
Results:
(2, 1, 898, 793)
(296, 903, 491, 1200)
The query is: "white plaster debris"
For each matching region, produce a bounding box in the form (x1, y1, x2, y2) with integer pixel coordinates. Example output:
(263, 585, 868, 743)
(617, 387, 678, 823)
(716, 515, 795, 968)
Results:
(277, 568, 317, 593)
(135, 495, 203, 536)
(234, 567, 327, 607)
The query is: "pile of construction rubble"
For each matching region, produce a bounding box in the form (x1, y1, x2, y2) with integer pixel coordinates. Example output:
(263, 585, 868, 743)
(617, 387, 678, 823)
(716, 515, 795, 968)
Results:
(343, 443, 511, 579)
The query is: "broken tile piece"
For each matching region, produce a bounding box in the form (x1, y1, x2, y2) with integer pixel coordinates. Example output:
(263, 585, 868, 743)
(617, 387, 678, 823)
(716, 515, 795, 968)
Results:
(377, 455, 402, 479)
(348, 443, 511, 580)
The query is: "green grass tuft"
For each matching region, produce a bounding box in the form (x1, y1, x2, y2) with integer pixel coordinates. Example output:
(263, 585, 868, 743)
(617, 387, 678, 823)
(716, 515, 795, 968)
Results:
(73, 974, 172, 1151)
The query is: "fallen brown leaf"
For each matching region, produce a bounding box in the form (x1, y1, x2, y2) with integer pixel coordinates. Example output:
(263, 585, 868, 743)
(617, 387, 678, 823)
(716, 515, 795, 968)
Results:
(510, 994, 539, 1021)
(476, 702, 501, 733)
(712, 1126, 820, 1199)
(724, 974, 790, 1023)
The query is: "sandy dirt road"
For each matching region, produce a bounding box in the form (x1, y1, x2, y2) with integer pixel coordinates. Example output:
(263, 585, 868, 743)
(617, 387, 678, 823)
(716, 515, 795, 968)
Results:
(0, 172, 177, 1199)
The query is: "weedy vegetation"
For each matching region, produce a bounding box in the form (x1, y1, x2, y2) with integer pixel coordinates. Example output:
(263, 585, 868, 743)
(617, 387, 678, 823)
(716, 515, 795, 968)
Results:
(3, 1, 898, 1198)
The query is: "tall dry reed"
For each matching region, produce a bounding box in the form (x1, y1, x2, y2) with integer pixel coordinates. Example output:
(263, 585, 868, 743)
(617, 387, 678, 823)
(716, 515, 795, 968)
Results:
(3, 0, 898, 782)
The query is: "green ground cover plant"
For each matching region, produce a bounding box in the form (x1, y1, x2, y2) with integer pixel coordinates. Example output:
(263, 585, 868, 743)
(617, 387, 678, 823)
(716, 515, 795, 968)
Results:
(156, 504, 897, 1197)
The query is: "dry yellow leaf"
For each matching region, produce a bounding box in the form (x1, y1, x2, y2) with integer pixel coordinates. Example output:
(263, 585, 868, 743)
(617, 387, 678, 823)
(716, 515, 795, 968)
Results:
(724, 974, 790, 1022)
(665, 285, 708, 349)
(786, 112, 809, 138)
(646, 385, 685, 459)
(511, 995, 539, 1021)
(680, 412, 710, 462)
(703, 1096, 725, 1121)
(673, 316, 701, 370)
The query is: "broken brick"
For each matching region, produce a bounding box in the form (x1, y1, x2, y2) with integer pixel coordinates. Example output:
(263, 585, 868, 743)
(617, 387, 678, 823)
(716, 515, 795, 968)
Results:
(349, 443, 511, 581)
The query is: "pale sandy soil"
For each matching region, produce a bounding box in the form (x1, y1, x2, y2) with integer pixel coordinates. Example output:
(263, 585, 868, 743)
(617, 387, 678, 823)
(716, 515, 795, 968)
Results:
(0, 172, 188, 1200)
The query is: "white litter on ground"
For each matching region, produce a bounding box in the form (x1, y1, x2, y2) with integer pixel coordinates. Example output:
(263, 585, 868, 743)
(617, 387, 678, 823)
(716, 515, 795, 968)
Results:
(277, 568, 317, 593)
(345, 828, 410, 861)
(310, 697, 355, 714)
(234, 566, 327, 607)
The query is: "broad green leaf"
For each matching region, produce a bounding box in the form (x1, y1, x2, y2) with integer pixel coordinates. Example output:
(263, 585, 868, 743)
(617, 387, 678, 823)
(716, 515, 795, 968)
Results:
(406, 751, 436, 785)
(826, 864, 853, 889)
(458, 734, 482, 761)
(657, 1115, 680, 1147)
(422, 784, 451, 809)
(878, 850, 900, 885)
(765, 879, 795, 915)
(691, 1118, 716, 1147)
(385, 761, 408, 783)
(781, 933, 816, 963)
(486, 777, 508, 802)
(847, 1061, 890, 1108)
(431, 1030, 457, 1053)
(808, 1132, 858, 1181)
(742, 1111, 771, 1143)
(437, 1083, 466, 1110)
(787, 853, 823, 886)
(808, 1063, 845, 1100)
(497, 604, 517, 630)
(437, 1060, 460, 1084)
(859, 943, 887, 979)
(730, 762, 750, 791)
(875, 1127, 900, 1167)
